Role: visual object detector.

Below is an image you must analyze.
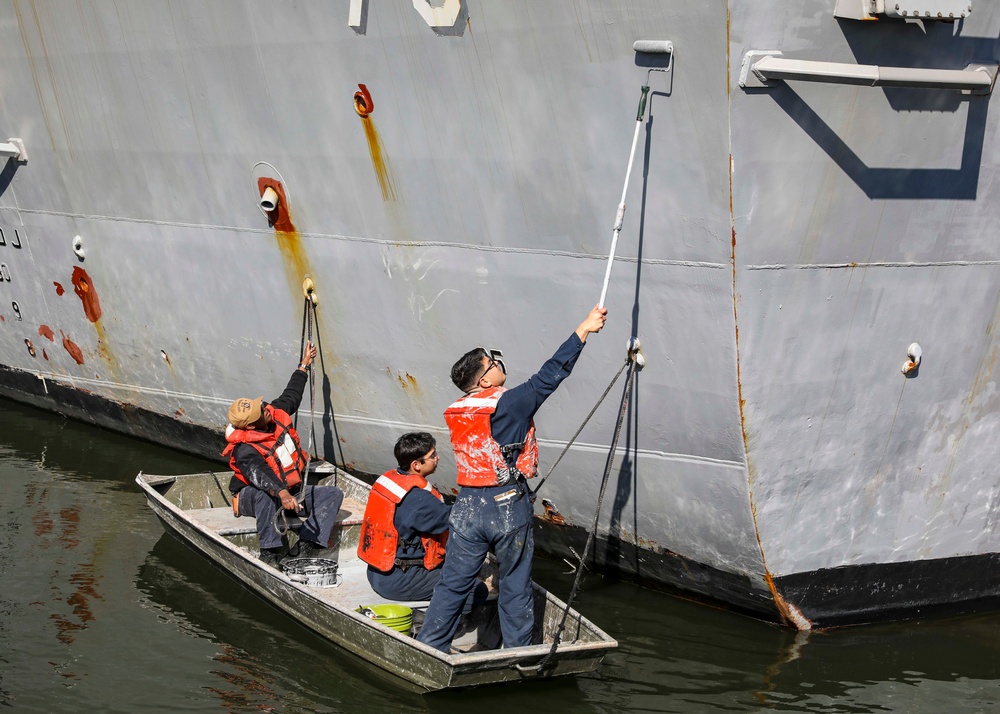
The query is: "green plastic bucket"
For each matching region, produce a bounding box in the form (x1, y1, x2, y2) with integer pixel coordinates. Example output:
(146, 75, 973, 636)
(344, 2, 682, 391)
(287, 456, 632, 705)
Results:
(358, 604, 413, 634)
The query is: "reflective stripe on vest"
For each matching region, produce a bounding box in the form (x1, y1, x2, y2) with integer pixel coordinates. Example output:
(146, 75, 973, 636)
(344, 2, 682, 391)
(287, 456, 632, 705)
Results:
(372, 473, 433, 501)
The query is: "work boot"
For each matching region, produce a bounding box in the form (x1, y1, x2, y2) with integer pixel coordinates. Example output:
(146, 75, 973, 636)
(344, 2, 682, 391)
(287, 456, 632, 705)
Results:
(294, 540, 326, 558)
(259, 547, 285, 569)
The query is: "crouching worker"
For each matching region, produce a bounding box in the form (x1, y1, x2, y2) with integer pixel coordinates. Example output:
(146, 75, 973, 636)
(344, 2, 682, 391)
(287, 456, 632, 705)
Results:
(359, 432, 488, 609)
(223, 340, 344, 568)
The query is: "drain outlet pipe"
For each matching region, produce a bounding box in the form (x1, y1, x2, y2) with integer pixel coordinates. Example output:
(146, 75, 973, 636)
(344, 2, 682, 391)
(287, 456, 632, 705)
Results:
(259, 186, 280, 212)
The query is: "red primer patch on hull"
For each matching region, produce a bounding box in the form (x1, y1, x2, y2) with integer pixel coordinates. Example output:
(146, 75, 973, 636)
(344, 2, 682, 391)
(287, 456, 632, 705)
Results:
(60, 331, 85, 365)
(54, 282, 65, 296)
(257, 178, 296, 232)
(71, 267, 102, 322)
(38, 325, 55, 341)
(42, 349, 48, 360)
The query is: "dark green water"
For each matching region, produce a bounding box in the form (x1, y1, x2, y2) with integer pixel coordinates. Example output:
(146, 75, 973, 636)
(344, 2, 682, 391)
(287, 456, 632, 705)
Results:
(1, 399, 998, 713)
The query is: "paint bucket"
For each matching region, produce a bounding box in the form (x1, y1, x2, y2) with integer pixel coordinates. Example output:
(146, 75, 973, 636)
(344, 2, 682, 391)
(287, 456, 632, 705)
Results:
(358, 604, 413, 634)
(282, 558, 339, 588)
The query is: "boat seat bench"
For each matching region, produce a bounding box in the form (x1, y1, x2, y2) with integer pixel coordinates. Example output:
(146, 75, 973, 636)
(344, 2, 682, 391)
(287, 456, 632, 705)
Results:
(186, 495, 366, 537)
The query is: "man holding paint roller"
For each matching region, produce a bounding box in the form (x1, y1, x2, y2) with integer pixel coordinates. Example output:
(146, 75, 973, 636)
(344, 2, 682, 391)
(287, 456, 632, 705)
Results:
(416, 305, 607, 652)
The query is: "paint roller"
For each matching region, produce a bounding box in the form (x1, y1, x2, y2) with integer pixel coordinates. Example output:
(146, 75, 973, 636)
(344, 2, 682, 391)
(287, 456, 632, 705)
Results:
(598, 40, 674, 309)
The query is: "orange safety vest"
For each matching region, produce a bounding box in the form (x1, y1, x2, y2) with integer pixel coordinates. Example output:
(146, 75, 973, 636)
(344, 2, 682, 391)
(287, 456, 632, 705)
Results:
(443, 386, 538, 487)
(222, 405, 307, 491)
(357, 470, 448, 572)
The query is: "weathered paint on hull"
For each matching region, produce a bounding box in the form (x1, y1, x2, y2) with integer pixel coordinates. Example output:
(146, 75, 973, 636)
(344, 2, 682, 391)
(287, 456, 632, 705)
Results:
(1, 0, 999, 627)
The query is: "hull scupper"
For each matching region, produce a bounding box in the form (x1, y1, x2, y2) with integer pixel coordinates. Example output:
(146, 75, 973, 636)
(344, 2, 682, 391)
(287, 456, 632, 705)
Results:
(0, 0, 998, 627)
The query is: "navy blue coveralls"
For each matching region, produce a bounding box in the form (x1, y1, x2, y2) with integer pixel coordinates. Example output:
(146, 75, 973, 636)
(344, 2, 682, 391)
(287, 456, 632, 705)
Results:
(416, 333, 587, 652)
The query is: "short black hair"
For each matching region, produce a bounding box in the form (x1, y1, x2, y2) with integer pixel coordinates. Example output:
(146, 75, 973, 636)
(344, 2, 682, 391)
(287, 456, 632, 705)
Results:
(451, 347, 487, 392)
(394, 432, 436, 471)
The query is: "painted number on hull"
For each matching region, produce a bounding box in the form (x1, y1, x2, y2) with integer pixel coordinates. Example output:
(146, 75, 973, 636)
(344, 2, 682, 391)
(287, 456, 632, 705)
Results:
(0, 226, 24, 249)
(0, 226, 24, 326)
(349, 0, 462, 31)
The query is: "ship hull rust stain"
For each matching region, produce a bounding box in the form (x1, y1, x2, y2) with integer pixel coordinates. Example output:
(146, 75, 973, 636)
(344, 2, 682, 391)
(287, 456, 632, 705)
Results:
(362, 116, 396, 202)
(60, 331, 85, 365)
(257, 177, 339, 375)
(764, 572, 812, 630)
(38, 325, 55, 341)
(254, 181, 334, 392)
(540, 499, 567, 526)
(71, 267, 102, 323)
(257, 177, 313, 293)
(729, 149, 807, 629)
(68, 266, 117, 372)
(354, 85, 396, 201)
(393, 371, 421, 394)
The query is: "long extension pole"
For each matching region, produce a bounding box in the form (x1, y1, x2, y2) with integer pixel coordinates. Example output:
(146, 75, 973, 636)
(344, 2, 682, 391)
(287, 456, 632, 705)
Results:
(598, 86, 649, 310)
(598, 40, 673, 309)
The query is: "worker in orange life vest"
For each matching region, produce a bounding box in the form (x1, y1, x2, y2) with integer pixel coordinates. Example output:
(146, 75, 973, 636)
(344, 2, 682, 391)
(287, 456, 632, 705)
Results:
(417, 305, 607, 652)
(359, 432, 488, 607)
(223, 340, 344, 568)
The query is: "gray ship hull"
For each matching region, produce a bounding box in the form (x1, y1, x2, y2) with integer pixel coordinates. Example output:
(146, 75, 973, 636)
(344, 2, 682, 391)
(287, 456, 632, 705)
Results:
(1, 0, 998, 628)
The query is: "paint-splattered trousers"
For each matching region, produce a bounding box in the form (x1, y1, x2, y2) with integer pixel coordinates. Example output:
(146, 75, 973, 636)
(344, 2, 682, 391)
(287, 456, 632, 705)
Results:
(238, 484, 344, 551)
(416, 480, 534, 652)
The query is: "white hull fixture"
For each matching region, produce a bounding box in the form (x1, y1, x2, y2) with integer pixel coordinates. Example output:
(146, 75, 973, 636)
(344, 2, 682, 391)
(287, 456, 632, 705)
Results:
(2, 1, 1000, 628)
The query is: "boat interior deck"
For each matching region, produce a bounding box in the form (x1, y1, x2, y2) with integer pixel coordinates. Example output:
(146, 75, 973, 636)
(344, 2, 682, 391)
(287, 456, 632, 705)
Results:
(184, 501, 498, 652)
(186, 496, 366, 536)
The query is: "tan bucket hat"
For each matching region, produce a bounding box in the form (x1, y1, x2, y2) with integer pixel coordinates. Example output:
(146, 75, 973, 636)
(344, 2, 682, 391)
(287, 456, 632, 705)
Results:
(228, 396, 264, 429)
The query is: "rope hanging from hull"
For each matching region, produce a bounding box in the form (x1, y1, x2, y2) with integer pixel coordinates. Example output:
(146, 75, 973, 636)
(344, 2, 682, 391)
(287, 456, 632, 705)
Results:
(529, 343, 642, 674)
(275, 291, 324, 538)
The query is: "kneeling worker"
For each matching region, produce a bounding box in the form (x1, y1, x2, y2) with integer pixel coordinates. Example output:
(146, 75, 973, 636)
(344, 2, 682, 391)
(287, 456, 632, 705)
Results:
(359, 432, 488, 607)
(223, 340, 344, 568)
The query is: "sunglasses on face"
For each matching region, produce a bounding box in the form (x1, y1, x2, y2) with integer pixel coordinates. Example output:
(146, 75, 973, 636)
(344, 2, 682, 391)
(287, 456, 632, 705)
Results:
(477, 347, 506, 382)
